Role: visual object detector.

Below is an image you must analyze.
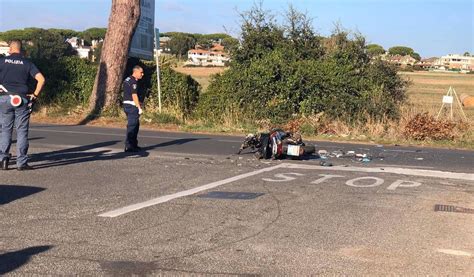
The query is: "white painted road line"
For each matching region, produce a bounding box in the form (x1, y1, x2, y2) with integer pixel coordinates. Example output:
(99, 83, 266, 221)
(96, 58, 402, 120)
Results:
(437, 249, 472, 257)
(98, 163, 286, 218)
(281, 163, 474, 181)
(99, 162, 473, 218)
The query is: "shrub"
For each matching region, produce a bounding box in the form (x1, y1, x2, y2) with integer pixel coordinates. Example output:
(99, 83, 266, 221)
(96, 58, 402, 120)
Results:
(31, 55, 200, 120)
(404, 113, 456, 141)
(127, 60, 200, 121)
(33, 56, 97, 109)
(199, 4, 408, 125)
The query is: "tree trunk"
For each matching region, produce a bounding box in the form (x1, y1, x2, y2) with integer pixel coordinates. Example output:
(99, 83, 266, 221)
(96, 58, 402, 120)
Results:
(86, 0, 140, 119)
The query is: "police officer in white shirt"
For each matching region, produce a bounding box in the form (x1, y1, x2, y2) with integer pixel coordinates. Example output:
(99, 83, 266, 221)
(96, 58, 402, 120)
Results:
(122, 65, 144, 152)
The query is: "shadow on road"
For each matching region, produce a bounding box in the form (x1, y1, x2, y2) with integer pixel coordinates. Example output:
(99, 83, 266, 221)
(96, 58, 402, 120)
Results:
(11, 137, 44, 144)
(0, 246, 53, 275)
(0, 185, 46, 205)
(28, 138, 203, 170)
(143, 138, 204, 150)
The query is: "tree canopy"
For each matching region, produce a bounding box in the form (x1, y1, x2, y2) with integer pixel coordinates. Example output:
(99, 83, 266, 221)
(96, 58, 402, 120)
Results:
(198, 3, 408, 124)
(0, 27, 107, 46)
(388, 46, 414, 56)
(0, 28, 40, 41)
(25, 29, 77, 60)
(167, 33, 196, 58)
(162, 32, 237, 56)
(80, 28, 107, 45)
(0, 28, 76, 60)
(366, 44, 385, 56)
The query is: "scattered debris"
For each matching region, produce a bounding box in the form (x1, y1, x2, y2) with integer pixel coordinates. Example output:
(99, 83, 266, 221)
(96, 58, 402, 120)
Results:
(315, 148, 374, 164)
(318, 149, 328, 156)
(320, 161, 333, 167)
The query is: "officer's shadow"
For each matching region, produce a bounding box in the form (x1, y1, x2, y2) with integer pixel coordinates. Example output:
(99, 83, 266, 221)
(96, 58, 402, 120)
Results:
(0, 185, 45, 205)
(0, 245, 53, 275)
(28, 138, 201, 169)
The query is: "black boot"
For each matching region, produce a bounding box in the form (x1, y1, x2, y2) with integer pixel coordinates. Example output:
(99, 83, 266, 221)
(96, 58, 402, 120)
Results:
(17, 164, 34, 171)
(1, 157, 9, 170)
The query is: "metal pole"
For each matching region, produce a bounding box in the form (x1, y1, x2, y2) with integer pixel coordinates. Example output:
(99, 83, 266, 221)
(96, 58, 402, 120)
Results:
(156, 53, 162, 113)
(449, 87, 453, 120)
(154, 28, 162, 113)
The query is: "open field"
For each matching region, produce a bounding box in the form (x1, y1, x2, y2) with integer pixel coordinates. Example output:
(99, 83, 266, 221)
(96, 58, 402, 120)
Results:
(399, 71, 474, 120)
(173, 66, 227, 91)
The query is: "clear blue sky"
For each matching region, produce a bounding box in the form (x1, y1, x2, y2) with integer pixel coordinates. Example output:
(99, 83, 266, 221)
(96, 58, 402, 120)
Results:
(0, 0, 472, 58)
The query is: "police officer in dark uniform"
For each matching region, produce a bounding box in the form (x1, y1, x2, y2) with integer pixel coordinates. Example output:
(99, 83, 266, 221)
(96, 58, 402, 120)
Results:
(123, 65, 144, 152)
(0, 40, 45, 170)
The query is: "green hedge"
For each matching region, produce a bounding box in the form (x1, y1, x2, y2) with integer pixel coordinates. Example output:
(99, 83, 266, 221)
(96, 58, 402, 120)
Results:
(125, 60, 200, 121)
(33, 56, 97, 108)
(197, 47, 407, 124)
(29, 57, 200, 120)
(196, 5, 408, 125)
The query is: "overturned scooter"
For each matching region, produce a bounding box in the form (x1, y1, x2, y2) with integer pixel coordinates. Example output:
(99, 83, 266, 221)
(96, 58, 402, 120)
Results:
(237, 128, 315, 160)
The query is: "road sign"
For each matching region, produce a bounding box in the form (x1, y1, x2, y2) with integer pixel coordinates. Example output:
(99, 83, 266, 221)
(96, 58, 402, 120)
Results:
(442, 95, 453, 104)
(154, 28, 160, 50)
(436, 86, 467, 121)
(129, 0, 155, 60)
(154, 27, 162, 112)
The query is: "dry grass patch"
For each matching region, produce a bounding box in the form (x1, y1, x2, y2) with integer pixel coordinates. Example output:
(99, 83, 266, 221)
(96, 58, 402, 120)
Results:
(173, 66, 228, 91)
(399, 71, 474, 119)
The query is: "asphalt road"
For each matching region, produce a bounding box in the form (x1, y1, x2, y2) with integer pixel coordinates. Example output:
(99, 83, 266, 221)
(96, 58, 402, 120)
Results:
(1, 123, 473, 275)
(26, 123, 474, 172)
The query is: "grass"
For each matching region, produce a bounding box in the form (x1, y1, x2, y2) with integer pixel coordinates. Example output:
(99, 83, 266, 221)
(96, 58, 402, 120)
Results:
(400, 71, 474, 120)
(173, 66, 226, 91)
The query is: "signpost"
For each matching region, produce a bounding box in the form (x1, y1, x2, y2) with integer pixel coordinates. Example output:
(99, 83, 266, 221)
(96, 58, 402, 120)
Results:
(128, 0, 161, 113)
(436, 86, 467, 121)
(154, 28, 162, 113)
(129, 0, 155, 60)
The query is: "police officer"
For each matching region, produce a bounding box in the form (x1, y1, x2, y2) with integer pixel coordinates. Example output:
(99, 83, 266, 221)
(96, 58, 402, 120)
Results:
(0, 40, 45, 170)
(123, 65, 144, 152)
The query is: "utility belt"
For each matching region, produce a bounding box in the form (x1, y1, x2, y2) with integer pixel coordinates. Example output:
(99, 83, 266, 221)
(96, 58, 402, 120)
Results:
(123, 100, 137, 106)
(0, 84, 31, 108)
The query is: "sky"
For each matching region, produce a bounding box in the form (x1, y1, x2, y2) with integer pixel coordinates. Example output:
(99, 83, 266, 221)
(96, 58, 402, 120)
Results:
(0, 0, 472, 58)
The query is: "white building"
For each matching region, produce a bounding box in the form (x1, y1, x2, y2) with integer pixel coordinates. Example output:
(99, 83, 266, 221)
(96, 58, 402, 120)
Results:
(76, 47, 92, 59)
(186, 44, 230, 67)
(66, 37, 82, 48)
(0, 41, 9, 56)
(433, 54, 474, 71)
(159, 37, 171, 52)
(66, 37, 92, 59)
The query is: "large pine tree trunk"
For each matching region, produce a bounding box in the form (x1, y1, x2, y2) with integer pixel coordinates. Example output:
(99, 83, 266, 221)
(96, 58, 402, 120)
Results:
(87, 0, 140, 118)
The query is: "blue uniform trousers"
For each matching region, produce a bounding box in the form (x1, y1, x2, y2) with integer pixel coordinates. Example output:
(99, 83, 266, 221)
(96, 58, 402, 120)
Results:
(0, 95, 30, 167)
(124, 104, 140, 149)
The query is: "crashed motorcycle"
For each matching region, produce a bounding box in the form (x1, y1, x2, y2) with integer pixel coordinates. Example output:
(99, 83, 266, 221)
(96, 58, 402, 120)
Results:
(237, 128, 315, 159)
